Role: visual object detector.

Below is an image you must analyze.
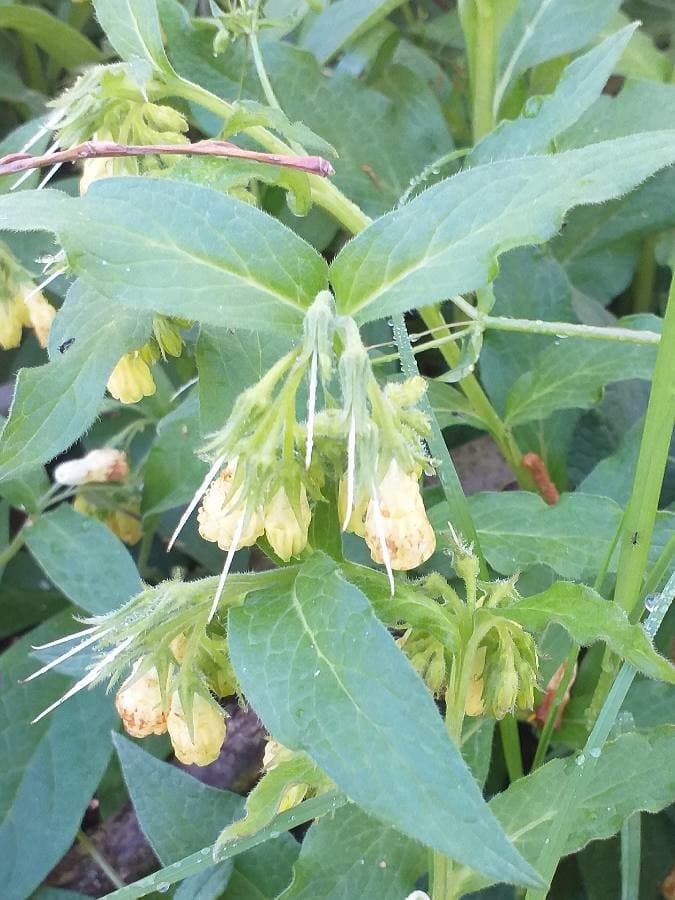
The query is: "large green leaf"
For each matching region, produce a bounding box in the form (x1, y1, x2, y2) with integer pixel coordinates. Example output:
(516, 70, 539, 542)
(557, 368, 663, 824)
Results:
(458, 725, 675, 894)
(0, 5, 102, 68)
(92, 0, 173, 73)
(114, 734, 299, 898)
(0, 282, 151, 483)
(494, 0, 622, 112)
(494, 581, 675, 684)
(0, 614, 117, 900)
(0, 179, 328, 334)
(471, 24, 636, 166)
(228, 554, 542, 887)
(330, 131, 675, 323)
(302, 0, 406, 65)
(23, 505, 143, 615)
(278, 804, 426, 899)
(503, 331, 657, 426)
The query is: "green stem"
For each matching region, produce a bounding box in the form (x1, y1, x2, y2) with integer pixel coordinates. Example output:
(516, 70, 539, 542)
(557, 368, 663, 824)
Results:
(0, 529, 26, 570)
(642, 531, 675, 599)
(420, 305, 537, 492)
(620, 813, 642, 900)
(77, 829, 125, 890)
(472, 0, 497, 142)
(631, 236, 657, 315)
(483, 315, 661, 345)
(499, 715, 524, 781)
(168, 77, 371, 235)
(614, 273, 675, 621)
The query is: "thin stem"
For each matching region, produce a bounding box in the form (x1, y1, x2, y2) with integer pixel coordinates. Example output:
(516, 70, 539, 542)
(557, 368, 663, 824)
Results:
(76, 829, 125, 891)
(483, 315, 661, 345)
(620, 813, 642, 900)
(0, 529, 26, 570)
(499, 715, 524, 781)
(0, 138, 334, 179)
(420, 305, 537, 492)
(472, 0, 497, 141)
(614, 274, 675, 621)
(631, 236, 657, 315)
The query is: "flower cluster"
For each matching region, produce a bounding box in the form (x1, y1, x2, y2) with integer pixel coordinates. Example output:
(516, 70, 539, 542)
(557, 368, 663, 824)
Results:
(106, 316, 190, 404)
(169, 293, 436, 613)
(0, 243, 56, 351)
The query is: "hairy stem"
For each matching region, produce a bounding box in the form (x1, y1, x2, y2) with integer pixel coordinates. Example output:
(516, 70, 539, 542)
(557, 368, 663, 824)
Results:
(472, 0, 497, 141)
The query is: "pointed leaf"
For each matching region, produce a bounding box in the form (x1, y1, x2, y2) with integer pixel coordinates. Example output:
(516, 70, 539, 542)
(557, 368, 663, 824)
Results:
(302, 0, 407, 65)
(228, 554, 542, 888)
(330, 132, 675, 323)
(92, 0, 173, 73)
(494, 582, 675, 684)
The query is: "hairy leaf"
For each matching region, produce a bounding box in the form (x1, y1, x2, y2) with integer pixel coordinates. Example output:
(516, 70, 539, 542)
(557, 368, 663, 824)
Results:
(228, 554, 542, 887)
(92, 0, 173, 73)
(495, 581, 675, 683)
(278, 804, 425, 899)
(0, 283, 151, 482)
(24, 505, 143, 615)
(330, 131, 675, 323)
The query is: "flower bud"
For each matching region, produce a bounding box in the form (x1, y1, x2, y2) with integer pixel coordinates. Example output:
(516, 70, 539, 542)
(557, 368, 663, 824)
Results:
(153, 316, 184, 358)
(464, 646, 487, 717)
(115, 664, 168, 738)
(198, 464, 264, 551)
(364, 460, 436, 570)
(107, 504, 143, 545)
(23, 289, 56, 349)
(264, 485, 311, 561)
(167, 691, 226, 766)
(170, 633, 187, 664)
(0, 293, 29, 350)
(337, 476, 368, 536)
(263, 739, 294, 771)
(54, 448, 129, 486)
(107, 352, 157, 404)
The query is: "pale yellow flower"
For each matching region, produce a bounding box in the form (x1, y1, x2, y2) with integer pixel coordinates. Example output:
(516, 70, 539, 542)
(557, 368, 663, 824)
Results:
(364, 459, 436, 570)
(23, 289, 56, 348)
(197, 464, 264, 551)
(107, 352, 157, 404)
(0, 293, 29, 349)
(167, 692, 226, 766)
(264, 485, 311, 561)
(115, 664, 167, 738)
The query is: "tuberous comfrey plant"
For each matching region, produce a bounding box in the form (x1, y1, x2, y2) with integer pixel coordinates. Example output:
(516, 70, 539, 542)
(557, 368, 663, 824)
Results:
(2, 1, 675, 899)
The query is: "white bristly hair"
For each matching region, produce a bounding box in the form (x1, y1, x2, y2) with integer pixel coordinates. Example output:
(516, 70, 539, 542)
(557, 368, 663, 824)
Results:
(207, 510, 246, 623)
(341, 408, 356, 531)
(167, 454, 225, 551)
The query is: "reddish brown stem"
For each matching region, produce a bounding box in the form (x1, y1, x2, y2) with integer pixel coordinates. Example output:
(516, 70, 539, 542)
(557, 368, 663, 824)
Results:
(522, 452, 560, 505)
(0, 139, 335, 178)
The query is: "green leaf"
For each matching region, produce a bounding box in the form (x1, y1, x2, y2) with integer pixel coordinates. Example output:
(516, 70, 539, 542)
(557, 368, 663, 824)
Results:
(458, 725, 675, 894)
(494, 0, 621, 112)
(301, 0, 406, 65)
(425, 378, 488, 431)
(470, 24, 636, 166)
(114, 734, 299, 897)
(196, 327, 294, 434)
(277, 804, 426, 899)
(330, 132, 675, 323)
(92, 0, 173, 73)
(0, 5, 102, 68)
(503, 332, 656, 426)
(0, 614, 117, 900)
(494, 581, 675, 684)
(142, 393, 207, 517)
(228, 553, 542, 888)
(0, 418, 50, 511)
(224, 99, 337, 159)
(23, 505, 143, 615)
(439, 491, 623, 581)
(0, 282, 151, 482)
(577, 418, 643, 505)
(0, 179, 328, 334)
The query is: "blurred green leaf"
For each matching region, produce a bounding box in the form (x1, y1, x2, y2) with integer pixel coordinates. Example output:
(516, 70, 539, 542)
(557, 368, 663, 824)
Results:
(92, 0, 173, 73)
(0, 5, 102, 68)
(302, 0, 406, 65)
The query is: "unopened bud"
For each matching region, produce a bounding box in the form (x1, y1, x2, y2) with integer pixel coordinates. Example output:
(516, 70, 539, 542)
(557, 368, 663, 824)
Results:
(364, 460, 436, 570)
(153, 316, 184, 358)
(107, 352, 157, 404)
(263, 739, 295, 771)
(198, 464, 264, 551)
(170, 633, 187, 664)
(264, 485, 311, 561)
(54, 448, 129, 486)
(464, 645, 487, 717)
(107, 503, 142, 545)
(167, 692, 226, 766)
(488, 665, 519, 720)
(115, 664, 167, 738)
